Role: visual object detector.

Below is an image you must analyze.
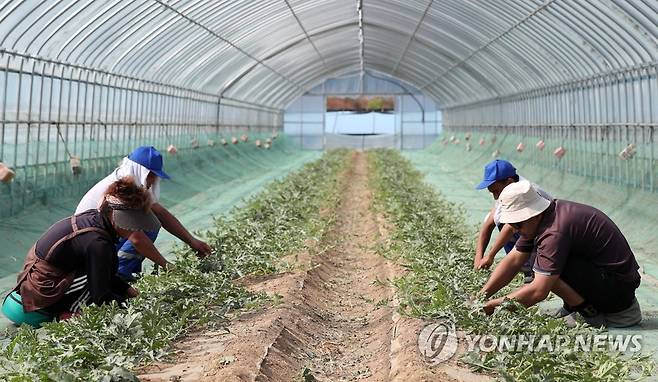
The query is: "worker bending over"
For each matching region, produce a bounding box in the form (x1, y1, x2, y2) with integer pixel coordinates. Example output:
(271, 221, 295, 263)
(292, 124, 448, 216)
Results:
(2, 178, 158, 327)
(481, 180, 641, 327)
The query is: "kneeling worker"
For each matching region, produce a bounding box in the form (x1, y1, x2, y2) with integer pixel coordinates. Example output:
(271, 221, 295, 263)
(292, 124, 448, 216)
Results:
(1, 177, 159, 327)
(480, 180, 641, 327)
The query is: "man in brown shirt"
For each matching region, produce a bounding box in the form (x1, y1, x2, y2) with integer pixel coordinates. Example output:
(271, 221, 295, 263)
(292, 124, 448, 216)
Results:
(480, 180, 642, 327)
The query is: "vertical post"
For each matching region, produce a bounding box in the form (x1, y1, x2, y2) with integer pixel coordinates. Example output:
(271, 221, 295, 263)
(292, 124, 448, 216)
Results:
(184, 93, 192, 148)
(605, 81, 611, 182)
(160, 92, 167, 149)
(596, 79, 602, 182)
(124, 81, 133, 153)
(146, 83, 154, 146)
(152, 84, 159, 146)
(147, 85, 153, 145)
(0, 55, 9, 165)
(82, 70, 92, 165)
(80, 70, 89, 165)
(72, 69, 81, 158)
(130, 81, 139, 149)
(649, 125, 656, 192)
(139, 84, 145, 147)
(23, 59, 35, 209)
(322, 94, 326, 150)
(14, 58, 24, 173)
(401, 94, 404, 150)
(216, 96, 222, 140)
(615, 75, 622, 186)
(164, 88, 170, 149)
(36, 61, 45, 189)
(166, 89, 174, 148)
(435, 102, 439, 142)
(103, 76, 116, 157)
(582, 83, 589, 180)
(421, 94, 426, 149)
(129, 79, 140, 154)
(89, 70, 96, 163)
(649, 66, 656, 193)
(177, 90, 184, 148)
(91, 72, 98, 159)
(12, 58, 23, 214)
(300, 95, 304, 149)
(638, 70, 646, 191)
(63, 70, 72, 163)
(46, 67, 56, 182)
(624, 78, 630, 188)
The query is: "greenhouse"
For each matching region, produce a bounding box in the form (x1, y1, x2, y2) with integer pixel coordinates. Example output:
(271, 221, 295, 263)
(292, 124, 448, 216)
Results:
(0, 0, 656, 380)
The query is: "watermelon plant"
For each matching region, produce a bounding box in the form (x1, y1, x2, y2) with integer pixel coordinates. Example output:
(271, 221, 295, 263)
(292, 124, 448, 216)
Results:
(194, 149, 349, 278)
(0, 149, 350, 381)
(367, 149, 653, 381)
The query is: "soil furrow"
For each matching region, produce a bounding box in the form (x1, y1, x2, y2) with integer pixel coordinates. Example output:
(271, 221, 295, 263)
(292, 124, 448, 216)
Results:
(139, 152, 460, 381)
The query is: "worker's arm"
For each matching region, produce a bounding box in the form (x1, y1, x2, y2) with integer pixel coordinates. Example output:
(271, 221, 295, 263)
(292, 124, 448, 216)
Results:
(478, 223, 516, 269)
(151, 202, 212, 257)
(474, 207, 497, 268)
(551, 278, 585, 307)
(480, 248, 530, 298)
(127, 230, 168, 268)
(484, 273, 559, 314)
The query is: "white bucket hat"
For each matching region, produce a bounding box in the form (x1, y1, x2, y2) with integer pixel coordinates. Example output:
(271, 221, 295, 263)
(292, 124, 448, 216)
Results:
(499, 180, 551, 224)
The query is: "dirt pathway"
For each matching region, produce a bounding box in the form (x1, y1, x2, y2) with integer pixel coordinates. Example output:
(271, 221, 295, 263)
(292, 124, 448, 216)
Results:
(263, 150, 400, 380)
(140, 152, 482, 382)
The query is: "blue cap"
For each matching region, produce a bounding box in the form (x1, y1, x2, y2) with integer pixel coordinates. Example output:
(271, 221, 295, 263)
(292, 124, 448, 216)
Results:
(475, 159, 516, 190)
(128, 146, 170, 180)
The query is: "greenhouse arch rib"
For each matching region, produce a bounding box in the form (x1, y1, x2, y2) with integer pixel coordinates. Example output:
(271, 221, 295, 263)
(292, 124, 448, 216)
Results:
(0, 0, 654, 109)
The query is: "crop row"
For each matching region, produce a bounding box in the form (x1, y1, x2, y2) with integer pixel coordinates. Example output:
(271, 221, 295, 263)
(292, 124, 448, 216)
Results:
(0, 149, 350, 381)
(367, 149, 652, 381)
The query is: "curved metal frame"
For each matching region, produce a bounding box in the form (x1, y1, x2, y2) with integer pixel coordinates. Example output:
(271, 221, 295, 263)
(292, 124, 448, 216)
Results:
(0, 0, 653, 109)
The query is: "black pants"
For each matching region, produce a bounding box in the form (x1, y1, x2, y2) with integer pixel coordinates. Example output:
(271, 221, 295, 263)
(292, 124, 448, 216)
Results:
(50, 273, 90, 314)
(560, 256, 640, 313)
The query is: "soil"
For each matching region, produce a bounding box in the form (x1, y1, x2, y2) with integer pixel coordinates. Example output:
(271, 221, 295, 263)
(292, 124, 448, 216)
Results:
(139, 152, 488, 382)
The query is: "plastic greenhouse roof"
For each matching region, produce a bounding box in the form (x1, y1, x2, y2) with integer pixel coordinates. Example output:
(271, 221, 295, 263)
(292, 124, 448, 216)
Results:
(0, 0, 656, 110)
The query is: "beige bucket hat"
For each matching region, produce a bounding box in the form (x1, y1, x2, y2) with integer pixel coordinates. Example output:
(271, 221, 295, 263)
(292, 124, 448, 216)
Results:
(499, 180, 551, 224)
